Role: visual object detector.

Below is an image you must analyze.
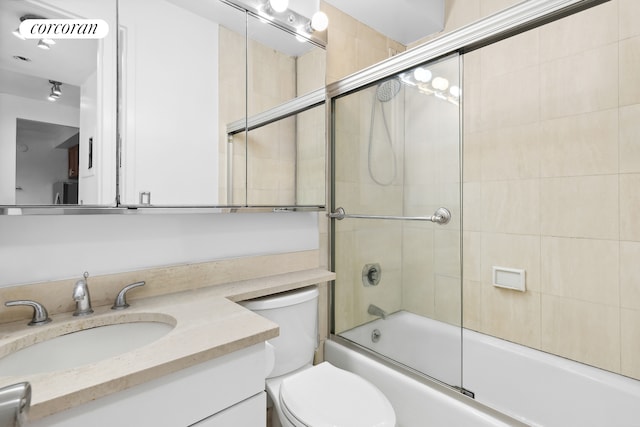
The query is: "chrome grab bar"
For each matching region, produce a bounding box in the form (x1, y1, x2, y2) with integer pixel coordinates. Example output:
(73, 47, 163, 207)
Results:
(329, 206, 451, 225)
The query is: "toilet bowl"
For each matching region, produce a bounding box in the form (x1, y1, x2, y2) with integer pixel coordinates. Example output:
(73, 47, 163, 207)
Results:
(240, 286, 396, 427)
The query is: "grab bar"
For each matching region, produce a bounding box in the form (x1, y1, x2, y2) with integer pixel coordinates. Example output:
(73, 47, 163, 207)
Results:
(329, 207, 451, 225)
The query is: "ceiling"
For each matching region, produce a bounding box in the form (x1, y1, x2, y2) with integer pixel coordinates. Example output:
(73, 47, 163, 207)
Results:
(0, 0, 95, 106)
(167, 0, 446, 55)
(324, 0, 445, 45)
(17, 118, 79, 148)
(1, 0, 444, 109)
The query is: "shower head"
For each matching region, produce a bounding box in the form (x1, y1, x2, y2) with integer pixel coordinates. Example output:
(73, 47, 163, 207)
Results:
(376, 78, 401, 102)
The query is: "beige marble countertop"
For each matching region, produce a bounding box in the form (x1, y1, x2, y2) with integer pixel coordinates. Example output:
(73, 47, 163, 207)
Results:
(0, 268, 335, 420)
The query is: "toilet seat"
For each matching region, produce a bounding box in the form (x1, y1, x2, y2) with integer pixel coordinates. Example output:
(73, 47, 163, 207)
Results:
(279, 362, 396, 427)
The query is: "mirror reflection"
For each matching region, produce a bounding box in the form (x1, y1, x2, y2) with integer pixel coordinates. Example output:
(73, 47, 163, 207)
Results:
(119, 0, 326, 207)
(0, 0, 117, 207)
(2, 0, 326, 209)
(239, 11, 326, 207)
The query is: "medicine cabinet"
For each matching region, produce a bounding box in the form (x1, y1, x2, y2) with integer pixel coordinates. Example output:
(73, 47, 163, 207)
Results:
(0, 0, 326, 212)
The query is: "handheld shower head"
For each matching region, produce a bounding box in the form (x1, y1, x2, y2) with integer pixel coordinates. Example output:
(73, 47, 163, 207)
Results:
(376, 78, 401, 102)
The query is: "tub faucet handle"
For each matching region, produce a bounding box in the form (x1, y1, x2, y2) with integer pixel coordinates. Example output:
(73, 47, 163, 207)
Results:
(4, 300, 51, 326)
(111, 281, 145, 310)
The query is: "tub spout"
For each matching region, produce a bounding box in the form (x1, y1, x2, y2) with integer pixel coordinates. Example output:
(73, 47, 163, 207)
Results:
(368, 304, 388, 320)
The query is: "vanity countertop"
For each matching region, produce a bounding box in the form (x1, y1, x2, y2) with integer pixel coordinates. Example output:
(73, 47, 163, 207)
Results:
(0, 268, 335, 421)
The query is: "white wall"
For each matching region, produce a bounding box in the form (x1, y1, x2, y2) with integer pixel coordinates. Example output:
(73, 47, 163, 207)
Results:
(37, 0, 118, 206)
(0, 93, 80, 204)
(119, 0, 219, 205)
(15, 127, 69, 205)
(78, 70, 99, 205)
(0, 212, 319, 287)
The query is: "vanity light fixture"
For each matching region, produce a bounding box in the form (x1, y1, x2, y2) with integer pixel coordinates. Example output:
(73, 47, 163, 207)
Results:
(413, 67, 432, 83)
(431, 76, 449, 91)
(268, 0, 289, 13)
(310, 10, 328, 31)
(399, 69, 460, 106)
(232, 0, 328, 45)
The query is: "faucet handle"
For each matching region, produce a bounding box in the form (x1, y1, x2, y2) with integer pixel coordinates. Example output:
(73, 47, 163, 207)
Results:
(5, 300, 51, 326)
(111, 281, 145, 310)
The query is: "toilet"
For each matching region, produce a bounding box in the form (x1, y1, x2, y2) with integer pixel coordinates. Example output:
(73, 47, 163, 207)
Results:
(240, 286, 396, 427)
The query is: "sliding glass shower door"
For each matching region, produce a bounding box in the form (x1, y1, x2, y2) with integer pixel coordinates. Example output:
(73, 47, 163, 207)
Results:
(331, 54, 462, 388)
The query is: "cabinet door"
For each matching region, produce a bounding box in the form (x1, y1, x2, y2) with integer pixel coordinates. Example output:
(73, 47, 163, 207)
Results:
(68, 144, 79, 179)
(29, 344, 266, 427)
(192, 392, 265, 427)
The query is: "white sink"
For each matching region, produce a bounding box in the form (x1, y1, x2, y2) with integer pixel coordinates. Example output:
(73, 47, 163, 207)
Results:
(0, 322, 174, 376)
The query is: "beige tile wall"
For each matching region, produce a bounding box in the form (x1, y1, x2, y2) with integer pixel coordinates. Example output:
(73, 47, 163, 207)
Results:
(218, 25, 327, 206)
(296, 49, 327, 206)
(331, 58, 461, 332)
(218, 27, 246, 204)
(463, 0, 640, 380)
(246, 36, 297, 206)
(327, 0, 640, 381)
(322, 2, 405, 83)
(323, 1, 409, 333)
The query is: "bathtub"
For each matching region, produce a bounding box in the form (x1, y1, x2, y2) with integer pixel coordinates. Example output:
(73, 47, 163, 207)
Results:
(328, 311, 640, 427)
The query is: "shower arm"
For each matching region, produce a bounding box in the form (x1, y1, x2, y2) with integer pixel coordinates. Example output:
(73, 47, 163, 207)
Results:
(329, 207, 451, 225)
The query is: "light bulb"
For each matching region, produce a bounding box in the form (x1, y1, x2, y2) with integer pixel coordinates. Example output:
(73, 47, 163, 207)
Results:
(269, 0, 288, 13)
(432, 76, 449, 91)
(413, 67, 432, 83)
(449, 85, 461, 97)
(310, 11, 329, 31)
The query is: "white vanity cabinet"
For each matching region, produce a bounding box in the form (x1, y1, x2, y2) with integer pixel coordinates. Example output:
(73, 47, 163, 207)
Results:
(29, 343, 267, 427)
(192, 393, 266, 426)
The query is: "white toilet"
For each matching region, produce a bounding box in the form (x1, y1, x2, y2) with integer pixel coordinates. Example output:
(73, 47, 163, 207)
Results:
(240, 286, 396, 427)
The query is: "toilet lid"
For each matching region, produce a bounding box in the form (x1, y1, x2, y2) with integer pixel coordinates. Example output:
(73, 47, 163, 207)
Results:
(279, 362, 396, 427)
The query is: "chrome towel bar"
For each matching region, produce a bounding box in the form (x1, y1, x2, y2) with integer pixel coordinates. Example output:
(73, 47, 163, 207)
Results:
(329, 207, 451, 225)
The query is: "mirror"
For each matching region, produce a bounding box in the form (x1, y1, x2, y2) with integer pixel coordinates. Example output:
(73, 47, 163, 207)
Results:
(1, 0, 326, 210)
(118, 0, 243, 206)
(243, 12, 326, 207)
(118, 0, 326, 207)
(0, 0, 117, 207)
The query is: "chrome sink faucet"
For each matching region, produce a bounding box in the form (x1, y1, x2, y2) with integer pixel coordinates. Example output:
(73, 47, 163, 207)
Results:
(73, 272, 94, 316)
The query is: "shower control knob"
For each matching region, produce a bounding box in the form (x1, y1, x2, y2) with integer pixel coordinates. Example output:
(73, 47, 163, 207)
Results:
(362, 263, 382, 287)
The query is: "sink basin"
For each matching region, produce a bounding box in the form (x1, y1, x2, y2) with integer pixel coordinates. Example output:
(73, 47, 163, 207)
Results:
(0, 321, 174, 376)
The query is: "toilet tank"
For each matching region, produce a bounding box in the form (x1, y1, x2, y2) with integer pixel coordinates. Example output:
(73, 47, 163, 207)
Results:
(240, 286, 318, 378)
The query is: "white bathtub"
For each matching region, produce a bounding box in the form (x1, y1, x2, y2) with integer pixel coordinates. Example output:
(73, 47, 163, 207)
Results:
(330, 311, 640, 427)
